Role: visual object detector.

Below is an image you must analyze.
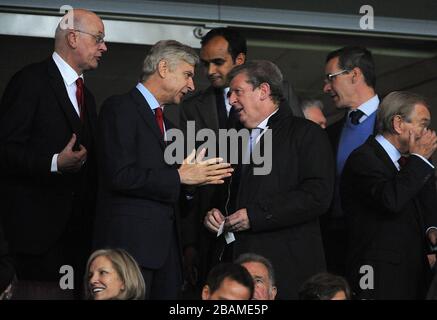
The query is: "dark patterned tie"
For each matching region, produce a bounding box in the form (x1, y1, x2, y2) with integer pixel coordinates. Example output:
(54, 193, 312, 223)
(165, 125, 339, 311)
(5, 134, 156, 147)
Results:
(398, 155, 408, 169)
(349, 109, 364, 125)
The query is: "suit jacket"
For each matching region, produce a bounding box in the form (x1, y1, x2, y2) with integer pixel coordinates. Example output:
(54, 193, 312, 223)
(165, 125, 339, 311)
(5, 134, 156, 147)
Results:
(167, 87, 239, 248)
(230, 101, 334, 299)
(340, 136, 437, 299)
(94, 87, 183, 270)
(0, 57, 98, 256)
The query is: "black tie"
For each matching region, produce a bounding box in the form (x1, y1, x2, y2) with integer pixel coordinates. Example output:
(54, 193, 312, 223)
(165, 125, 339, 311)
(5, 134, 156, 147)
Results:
(398, 156, 408, 169)
(349, 109, 364, 125)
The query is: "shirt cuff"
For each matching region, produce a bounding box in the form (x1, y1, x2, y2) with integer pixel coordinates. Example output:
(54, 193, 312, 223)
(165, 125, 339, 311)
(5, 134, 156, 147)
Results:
(411, 153, 435, 169)
(51, 154, 59, 172)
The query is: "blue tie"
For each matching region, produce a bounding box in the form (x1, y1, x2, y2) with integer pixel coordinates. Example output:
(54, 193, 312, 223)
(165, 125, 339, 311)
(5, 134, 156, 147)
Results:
(244, 128, 262, 163)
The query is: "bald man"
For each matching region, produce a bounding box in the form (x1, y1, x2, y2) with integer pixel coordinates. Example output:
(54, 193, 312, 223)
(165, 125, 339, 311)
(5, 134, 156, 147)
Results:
(0, 9, 107, 299)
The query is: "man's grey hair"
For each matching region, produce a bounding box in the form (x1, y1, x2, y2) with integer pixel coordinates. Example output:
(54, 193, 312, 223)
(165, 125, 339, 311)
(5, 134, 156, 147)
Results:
(140, 40, 199, 82)
(235, 253, 276, 286)
(301, 99, 324, 112)
(377, 91, 430, 135)
(228, 60, 284, 104)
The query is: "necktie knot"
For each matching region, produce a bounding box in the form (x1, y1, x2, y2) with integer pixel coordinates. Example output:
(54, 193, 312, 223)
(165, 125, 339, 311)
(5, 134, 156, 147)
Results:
(75, 78, 85, 122)
(349, 109, 364, 125)
(398, 155, 409, 169)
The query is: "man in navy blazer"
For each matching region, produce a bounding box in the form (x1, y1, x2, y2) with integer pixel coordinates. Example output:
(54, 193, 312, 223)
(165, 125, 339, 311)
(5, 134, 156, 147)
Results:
(94, 40, 233, 299)
(341, 91, 437, 299)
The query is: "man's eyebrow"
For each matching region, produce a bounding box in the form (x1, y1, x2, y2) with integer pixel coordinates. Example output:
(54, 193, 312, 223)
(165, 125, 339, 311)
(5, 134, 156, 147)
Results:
(201, 58, 226, 64)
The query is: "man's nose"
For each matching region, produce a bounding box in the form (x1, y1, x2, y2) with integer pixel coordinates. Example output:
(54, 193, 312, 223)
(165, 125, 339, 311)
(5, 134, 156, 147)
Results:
(323, 81, 331, 94)
(187, 77, 195, 92)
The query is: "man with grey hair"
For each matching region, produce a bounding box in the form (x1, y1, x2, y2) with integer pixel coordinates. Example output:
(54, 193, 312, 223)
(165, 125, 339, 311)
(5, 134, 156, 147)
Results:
(204, 60, 334, 299)
(301, 99, 327, 129)
(235, 253, 277, 300)
(0, 8, 107, 299)
(94, 40, 233, 299)
(341, 91, 437, 299)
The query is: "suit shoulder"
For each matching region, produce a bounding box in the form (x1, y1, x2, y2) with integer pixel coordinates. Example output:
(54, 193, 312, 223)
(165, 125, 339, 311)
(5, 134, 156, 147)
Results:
(7, 60, 48, 85)
(287, 115, 326, 135)
(100, 93, 133, 114)
(345, 140, 376, 167)
(181, 87, 212, 106)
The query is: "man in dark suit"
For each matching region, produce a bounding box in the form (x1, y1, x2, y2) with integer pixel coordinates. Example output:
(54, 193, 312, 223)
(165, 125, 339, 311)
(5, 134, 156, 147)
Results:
(204, 60, 334, 299)
(94, 40, 233, 299)
(0, 9, 107, 299)
(341, 91, 437, 299)
(322, 46, 379, 276)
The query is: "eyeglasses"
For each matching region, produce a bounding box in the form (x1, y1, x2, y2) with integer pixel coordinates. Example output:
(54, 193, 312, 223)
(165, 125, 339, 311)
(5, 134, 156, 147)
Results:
(74, 29, 105, 44)
(325, 69, 350, 83)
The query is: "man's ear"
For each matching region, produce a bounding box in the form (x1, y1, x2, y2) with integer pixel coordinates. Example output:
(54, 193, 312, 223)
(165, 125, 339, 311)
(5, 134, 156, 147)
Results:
(66, 30, 78, 49)
(201, 285, 211, 300)
(157, 60, 169, 78)
(271, 286, 278, 300)
(392, 114, 404, 135)
(259, 82, 271, 101)
(351, 67, 363, 84)
(235, 53, 246, 66)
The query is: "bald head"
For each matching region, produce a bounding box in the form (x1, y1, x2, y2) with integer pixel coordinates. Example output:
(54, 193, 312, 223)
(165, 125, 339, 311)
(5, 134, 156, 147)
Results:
(54, 9, 107, 75)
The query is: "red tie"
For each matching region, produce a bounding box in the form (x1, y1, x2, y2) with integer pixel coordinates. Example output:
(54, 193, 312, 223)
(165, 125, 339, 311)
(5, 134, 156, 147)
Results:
(155, 106, 164, 137)
(76, 78, 85, 122)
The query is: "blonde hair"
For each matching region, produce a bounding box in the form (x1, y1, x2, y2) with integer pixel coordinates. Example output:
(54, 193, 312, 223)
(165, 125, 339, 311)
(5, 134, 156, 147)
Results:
(84, 248, 145, 300)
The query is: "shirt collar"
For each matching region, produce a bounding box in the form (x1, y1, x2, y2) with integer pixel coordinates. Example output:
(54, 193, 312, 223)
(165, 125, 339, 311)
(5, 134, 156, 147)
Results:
(223, 87, 230, 98)
(348, 94, 379, 117)
(52, 52, 83, 85)
(375, 134, 402, 169)
(255, 108, 279, 130)
(136, 83, 160, 111)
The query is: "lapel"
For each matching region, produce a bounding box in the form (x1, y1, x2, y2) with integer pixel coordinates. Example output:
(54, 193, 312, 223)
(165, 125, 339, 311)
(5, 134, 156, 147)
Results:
(367, 136, 399, 174)
(194, 86, 219, 133)
(46, 58, 82, 135)
(130, 88, 166, 151)
(236, 101, 292, 204)
(369, 135, 425, 231)
(83, 85, 97, 136)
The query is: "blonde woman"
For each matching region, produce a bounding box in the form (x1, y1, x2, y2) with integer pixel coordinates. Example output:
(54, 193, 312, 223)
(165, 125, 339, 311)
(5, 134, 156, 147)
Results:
(85, 249, 145, 300)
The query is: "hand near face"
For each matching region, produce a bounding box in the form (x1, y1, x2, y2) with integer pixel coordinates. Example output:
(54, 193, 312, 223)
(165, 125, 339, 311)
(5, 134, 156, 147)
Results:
(409, 129, 437, 159)
(178, 149, 233, 185)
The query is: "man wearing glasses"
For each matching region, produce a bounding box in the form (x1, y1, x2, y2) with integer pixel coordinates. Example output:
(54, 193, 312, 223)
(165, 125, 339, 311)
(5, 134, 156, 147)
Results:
(320, 46, 379, 278)
(0, 9, 107, 299)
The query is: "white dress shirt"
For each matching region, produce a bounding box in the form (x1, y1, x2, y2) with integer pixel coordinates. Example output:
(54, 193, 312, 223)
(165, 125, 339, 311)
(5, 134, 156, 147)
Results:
(50, 52, 83, 172)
